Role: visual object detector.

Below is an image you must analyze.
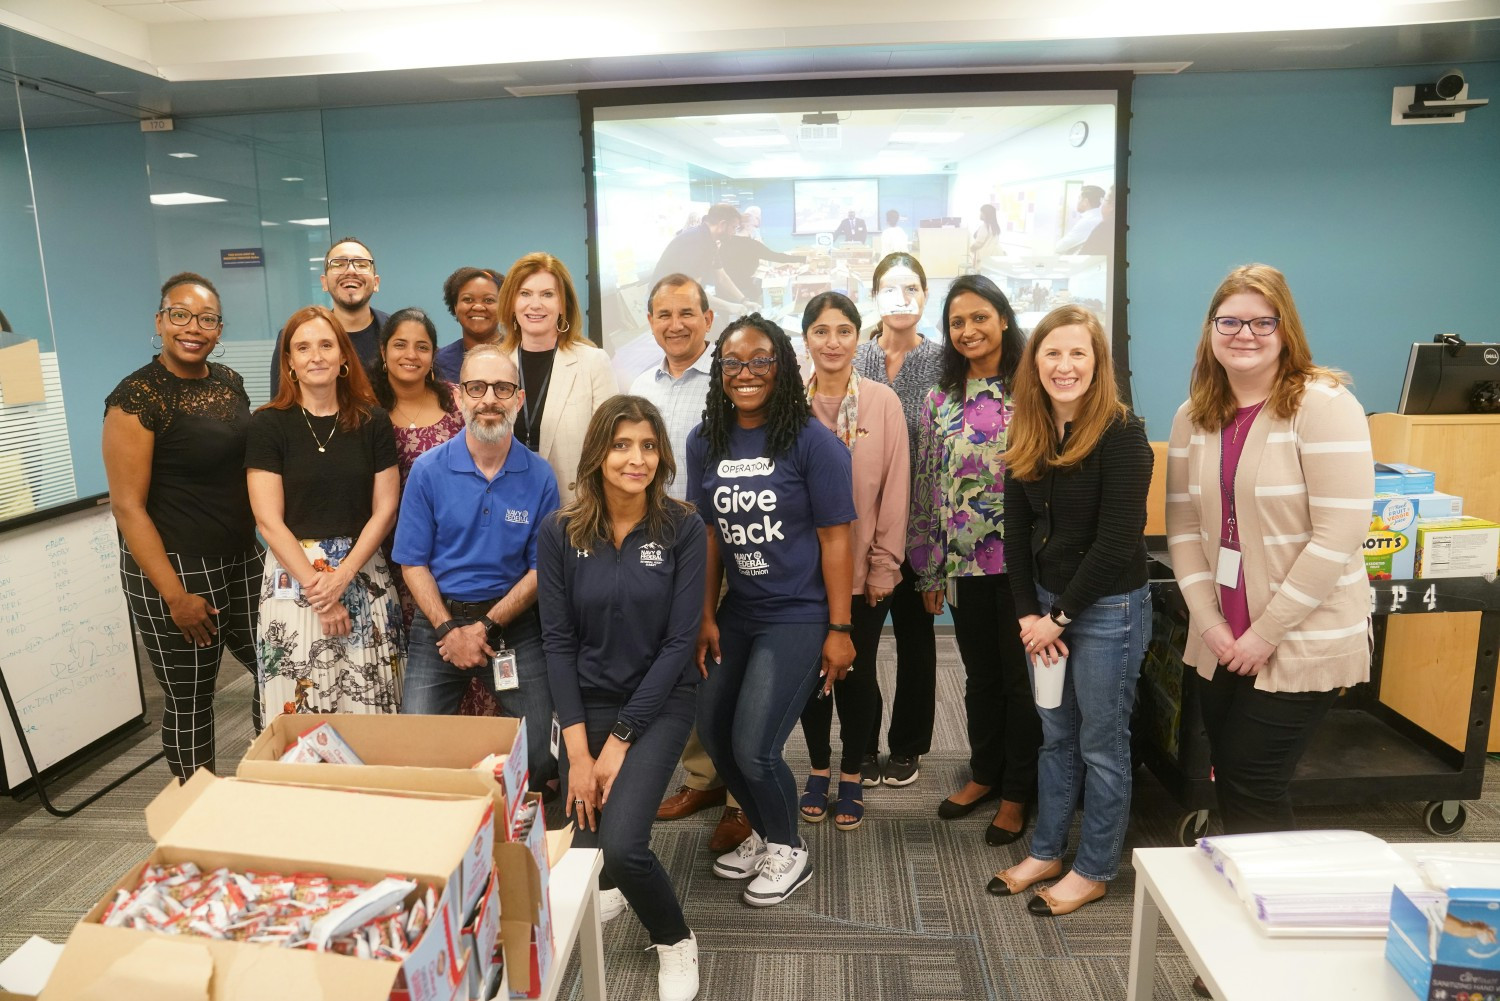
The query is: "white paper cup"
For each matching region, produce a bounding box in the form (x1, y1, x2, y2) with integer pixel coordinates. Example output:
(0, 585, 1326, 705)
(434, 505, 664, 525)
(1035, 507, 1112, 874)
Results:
(1032, 653, 1067, 710)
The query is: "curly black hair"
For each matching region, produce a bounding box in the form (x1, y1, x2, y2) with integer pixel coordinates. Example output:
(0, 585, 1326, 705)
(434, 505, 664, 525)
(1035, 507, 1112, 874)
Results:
(698, 312, 810, 461)
(441, 267, 504, 317)
(938, 273, 1024, 395)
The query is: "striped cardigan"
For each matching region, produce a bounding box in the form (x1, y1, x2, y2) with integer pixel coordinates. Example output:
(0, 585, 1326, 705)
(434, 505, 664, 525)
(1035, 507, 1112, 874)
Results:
(1165, 377, 1373, 692)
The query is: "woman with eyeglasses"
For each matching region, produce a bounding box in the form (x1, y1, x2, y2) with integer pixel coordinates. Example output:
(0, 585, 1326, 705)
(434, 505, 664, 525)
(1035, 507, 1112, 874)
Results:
(499, 253, 616, 505)
(1166, 264, 1372, 836)
(104, 272, 263, 778)
(247, 305, 405, 717)
(795, 292, 908, 832)
(852, 252, 942, 788)
(433, 267, 504, 384)
(688, 314, 855, 907)
(908, 274, 1041, 846)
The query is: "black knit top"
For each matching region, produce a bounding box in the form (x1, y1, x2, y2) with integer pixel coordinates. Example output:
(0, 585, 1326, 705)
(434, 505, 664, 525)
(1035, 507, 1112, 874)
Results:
(1003, 413, 1154, 619)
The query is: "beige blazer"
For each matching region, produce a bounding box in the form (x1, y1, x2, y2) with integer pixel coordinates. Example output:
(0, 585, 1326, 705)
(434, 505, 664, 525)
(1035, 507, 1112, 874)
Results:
(510, 340, 616, 504)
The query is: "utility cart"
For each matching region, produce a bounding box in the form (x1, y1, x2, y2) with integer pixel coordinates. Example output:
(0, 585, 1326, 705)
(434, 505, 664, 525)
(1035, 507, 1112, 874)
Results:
(1136, 562, 1500, 846)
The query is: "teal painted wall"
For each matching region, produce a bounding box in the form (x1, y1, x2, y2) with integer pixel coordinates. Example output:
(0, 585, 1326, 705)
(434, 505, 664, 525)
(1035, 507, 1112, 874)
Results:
(1125, 62, 1500, 439)
(319, 96, 588, 343)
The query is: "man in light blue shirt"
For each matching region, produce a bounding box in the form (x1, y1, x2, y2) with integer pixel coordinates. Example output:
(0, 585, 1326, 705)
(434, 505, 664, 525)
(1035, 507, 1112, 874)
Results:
(630, 273, 749, 851)
(629, 273, 715, 502)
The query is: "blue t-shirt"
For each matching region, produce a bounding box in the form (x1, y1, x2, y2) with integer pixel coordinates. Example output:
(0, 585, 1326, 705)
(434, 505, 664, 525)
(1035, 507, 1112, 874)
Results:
(686, 420, 855, 623)
(433, 338, 467, 385)
(392, 430, 560, 601)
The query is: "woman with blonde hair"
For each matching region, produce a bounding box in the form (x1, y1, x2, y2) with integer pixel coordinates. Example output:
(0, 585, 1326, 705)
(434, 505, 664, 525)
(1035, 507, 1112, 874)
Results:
(1165, 264, 1372, 836)
(987, 304, 1153, 917)
(247, 305, 404, 717)
(499, 252, 616, 504)
(540, 394, 705, 1000)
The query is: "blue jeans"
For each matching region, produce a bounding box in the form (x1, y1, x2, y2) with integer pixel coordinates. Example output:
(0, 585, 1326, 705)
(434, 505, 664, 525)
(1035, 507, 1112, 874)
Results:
(560, 686, 695, 945)
(698, 617, 825, 847)
(402, 606, 555, 789)
(1028, 584, 1151, 882)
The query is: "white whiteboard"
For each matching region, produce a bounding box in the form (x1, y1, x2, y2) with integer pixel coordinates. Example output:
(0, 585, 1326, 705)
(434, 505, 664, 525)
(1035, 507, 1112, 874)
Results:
(0, 500, 144, 790)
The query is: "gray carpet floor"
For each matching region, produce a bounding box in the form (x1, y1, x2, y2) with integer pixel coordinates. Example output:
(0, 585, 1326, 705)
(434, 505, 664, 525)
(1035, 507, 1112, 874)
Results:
(2, 633, 1496, 1000)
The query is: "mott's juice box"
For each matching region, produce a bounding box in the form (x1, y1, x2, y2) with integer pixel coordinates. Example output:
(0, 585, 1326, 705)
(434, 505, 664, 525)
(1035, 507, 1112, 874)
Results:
(1365, 494, 1416, 581)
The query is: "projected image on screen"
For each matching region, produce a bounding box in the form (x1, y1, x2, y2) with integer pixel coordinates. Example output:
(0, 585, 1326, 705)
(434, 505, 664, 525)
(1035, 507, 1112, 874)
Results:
(587, 92, 1120, 392)
(795, 178, 878, 236)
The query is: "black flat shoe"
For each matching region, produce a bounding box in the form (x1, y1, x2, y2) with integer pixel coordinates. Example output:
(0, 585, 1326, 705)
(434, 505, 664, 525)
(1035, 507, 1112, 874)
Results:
(936, 786, 1000, 819)
(985, 821, 1026, 846)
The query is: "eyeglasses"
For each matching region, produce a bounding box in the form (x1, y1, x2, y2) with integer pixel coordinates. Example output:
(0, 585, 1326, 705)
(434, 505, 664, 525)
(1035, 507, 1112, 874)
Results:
(1213, 316, 1280, 337)
(720, 356, 777, 377)
(326, 257, 375, 273)
(157, 307, 222, 331)
(460, 379, 519, 400)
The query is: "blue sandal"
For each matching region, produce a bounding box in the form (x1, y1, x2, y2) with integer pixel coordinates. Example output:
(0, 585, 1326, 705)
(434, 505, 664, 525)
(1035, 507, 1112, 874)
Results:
(834, 779, 865, 831)
(799, 774, 831, 823)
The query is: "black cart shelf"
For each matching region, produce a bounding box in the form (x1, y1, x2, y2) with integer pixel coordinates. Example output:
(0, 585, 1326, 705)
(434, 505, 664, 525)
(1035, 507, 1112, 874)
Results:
(1137, 562, 1500, 845)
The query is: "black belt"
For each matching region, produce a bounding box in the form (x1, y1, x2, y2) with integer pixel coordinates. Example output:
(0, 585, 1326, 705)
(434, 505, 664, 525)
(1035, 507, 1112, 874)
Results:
(444, 596, 503, 621)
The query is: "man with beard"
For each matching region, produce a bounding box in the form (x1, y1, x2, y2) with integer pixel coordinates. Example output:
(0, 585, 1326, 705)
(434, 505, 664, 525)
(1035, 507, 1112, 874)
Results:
(268, 236, 388, 396)
(393, 343, 560, 788)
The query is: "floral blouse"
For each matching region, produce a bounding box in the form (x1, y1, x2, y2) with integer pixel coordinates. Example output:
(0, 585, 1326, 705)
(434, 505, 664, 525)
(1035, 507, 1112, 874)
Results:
(393, 409, 465, 488)
(907, 377, 1013, 591)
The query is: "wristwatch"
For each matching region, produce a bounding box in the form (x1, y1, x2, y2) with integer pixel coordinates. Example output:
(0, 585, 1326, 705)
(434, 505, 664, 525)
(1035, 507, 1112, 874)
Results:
(434, 619, 458, 641)
(1049, 607, 1073, 628)
(610, 721, 637, 744)
(827, 623, 853, 634)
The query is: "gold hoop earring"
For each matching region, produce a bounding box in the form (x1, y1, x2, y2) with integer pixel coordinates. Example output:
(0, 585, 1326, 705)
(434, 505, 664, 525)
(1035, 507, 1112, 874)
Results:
(557, 318, 571, 334)
(289, 370, 299, 384)
(339, 363, 350, 378)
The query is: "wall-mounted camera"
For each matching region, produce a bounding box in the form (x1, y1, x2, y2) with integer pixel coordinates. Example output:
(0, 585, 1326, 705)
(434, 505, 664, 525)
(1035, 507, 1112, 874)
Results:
(1392, 68, 1489, 126)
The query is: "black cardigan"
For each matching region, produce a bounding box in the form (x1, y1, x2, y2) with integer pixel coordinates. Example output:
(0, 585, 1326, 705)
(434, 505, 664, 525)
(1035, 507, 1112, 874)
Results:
(1003, 413, 1154, 619)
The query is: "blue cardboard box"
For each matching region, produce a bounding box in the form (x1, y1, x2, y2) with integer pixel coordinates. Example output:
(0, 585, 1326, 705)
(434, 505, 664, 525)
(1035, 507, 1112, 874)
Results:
(1376, 462, 1439, 496)
(1387, 884, 1500, 1000)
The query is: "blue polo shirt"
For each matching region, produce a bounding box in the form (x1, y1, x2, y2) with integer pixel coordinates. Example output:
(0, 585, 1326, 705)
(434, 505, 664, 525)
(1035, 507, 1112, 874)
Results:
(539, 507, 706, 733)
(393, 429, 560, 601)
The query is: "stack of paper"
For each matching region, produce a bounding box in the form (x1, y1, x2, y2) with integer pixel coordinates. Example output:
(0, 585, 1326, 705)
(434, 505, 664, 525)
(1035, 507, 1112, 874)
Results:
(1199, 830, 1440, 937)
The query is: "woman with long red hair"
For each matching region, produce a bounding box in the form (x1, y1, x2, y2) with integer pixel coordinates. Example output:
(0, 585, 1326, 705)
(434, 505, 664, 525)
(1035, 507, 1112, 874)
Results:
(246, 305, 405, 717)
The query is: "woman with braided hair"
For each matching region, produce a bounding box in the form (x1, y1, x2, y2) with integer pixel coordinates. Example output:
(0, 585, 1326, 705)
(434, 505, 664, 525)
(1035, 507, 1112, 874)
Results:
(687, 313, 855, 908)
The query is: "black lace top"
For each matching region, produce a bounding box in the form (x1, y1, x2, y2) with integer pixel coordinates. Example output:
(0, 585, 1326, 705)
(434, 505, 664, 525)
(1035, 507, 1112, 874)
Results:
(104, 358, 258, 556)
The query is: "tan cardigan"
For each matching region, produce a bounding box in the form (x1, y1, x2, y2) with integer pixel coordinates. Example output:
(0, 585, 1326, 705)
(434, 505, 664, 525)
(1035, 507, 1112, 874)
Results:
(508, 341, 616, 504)
(1165, 378, 1373, 691)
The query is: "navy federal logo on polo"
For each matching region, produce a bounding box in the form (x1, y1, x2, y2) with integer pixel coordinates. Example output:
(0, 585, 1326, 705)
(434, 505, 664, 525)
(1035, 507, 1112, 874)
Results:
(505, 509, 530, 525)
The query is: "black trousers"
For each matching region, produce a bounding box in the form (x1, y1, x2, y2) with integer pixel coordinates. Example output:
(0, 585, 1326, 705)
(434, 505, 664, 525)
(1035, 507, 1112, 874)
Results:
(866, 559, 938, 759)
(801, 593, 890, 774)
(948, 574, 1041, 800)
(1196, 667, 1338, 834)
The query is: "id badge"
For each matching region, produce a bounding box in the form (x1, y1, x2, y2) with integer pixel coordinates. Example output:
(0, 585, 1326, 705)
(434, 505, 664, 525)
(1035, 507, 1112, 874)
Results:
(272, 573, 299, 601)
(549, 714, 561, 760)
(1215, 544, 1243, 589)
(491, 647, 519, 691)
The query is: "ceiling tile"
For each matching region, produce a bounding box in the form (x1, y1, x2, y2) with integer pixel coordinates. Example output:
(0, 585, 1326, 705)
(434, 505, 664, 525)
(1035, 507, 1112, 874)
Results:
(166, 0, 339, 20)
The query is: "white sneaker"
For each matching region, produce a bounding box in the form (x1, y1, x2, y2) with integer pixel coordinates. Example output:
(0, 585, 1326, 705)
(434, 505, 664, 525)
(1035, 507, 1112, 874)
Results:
(742, 842, 812, 906)
(650, 931, 699, 1001)
(599, 887, 627, 922)
(712, 830, 767, 879)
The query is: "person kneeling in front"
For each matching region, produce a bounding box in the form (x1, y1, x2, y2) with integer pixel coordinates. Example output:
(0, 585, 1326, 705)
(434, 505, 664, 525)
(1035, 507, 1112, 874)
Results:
(392, 343, 560, 789)
(540, 395, 705, 1001)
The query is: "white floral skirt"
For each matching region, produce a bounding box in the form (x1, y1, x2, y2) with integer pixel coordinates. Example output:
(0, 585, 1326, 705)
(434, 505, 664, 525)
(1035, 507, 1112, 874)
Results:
(256, 536, 405, 718)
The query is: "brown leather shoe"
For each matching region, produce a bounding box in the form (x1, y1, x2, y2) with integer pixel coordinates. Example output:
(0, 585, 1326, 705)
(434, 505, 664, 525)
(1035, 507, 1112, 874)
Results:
(708, 807, 751, 853)
(657, 785, 726, 821)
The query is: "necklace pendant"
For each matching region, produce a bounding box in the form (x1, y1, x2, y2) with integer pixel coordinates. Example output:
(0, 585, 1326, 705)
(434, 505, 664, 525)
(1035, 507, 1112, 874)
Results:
(407, 422, 416, 430)
(318, 446, 326, 453)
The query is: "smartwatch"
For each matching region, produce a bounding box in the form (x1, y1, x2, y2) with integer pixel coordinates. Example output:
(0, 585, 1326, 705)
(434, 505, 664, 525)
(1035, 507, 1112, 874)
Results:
(610, 721, 638, 744)
(1049, 608, 1073, 628)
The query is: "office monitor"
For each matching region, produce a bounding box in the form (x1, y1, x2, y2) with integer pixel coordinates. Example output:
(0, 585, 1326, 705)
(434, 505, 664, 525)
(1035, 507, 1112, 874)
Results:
(1397, 341, 1500, 415)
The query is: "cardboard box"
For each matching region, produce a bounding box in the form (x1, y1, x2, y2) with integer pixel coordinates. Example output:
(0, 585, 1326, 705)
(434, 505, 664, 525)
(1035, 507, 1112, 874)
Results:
(1409, 491, 1464, 520)
(1387, 884, 1500, 1000)
(1376, 462, 1438, 496)
(1416, 517, 1500, 579)
(237, 714, 568, 996)
(38, 772, 493, 1001)
(1366, 495, 1418, 581)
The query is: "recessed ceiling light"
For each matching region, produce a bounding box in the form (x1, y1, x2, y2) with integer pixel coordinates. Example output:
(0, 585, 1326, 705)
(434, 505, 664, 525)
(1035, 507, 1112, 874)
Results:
(261, 220, 280, 227)
(889, 132, 965, 144)
(282, 176, 304, 182)
(150, 192, 226, 205)
(288, 218, 330, 226)
(715, 135, 788, 149)
(167, 152, 198, 159)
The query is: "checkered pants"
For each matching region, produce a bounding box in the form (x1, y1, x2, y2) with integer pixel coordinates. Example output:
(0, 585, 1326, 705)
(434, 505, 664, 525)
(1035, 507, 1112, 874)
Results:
(120, 546, 263, 778)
